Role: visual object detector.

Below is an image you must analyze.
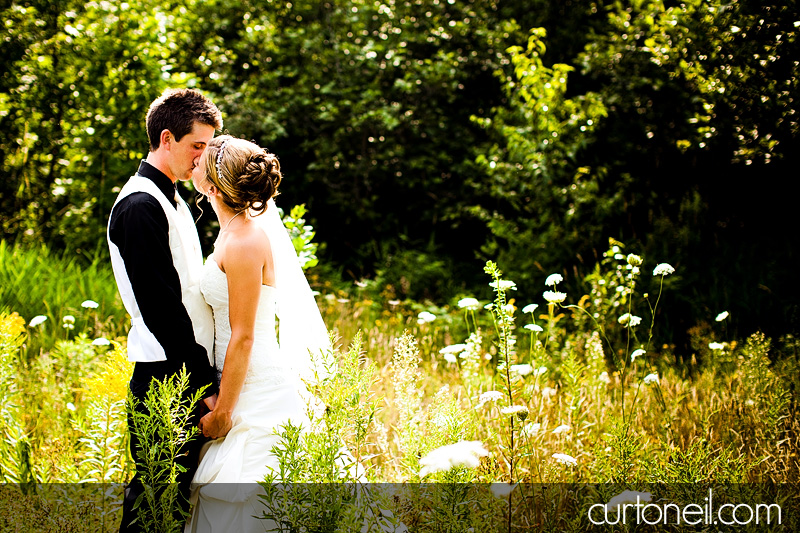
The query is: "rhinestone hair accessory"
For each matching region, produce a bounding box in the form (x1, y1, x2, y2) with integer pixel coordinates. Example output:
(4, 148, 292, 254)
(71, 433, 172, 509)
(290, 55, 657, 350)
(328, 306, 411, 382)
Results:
(215, 137, 230, 179)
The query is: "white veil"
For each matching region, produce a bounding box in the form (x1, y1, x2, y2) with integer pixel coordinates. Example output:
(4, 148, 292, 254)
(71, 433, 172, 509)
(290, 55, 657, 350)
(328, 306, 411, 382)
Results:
(253, 199, 332, 381)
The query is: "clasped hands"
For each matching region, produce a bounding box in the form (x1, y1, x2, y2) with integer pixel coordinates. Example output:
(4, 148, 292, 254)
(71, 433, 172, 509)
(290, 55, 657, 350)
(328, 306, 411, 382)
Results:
(199, 394, 232, 439)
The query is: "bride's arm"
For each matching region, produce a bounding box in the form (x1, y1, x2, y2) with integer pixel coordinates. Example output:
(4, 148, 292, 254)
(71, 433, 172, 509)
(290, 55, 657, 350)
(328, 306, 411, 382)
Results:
(199, 230, 270, 439)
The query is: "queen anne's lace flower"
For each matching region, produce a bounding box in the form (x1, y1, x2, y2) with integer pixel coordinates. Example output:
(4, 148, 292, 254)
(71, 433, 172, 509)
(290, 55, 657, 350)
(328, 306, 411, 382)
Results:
(440, 344, 467, 355)
(81, 300, 99, 309)
(631, 349, 646, 361)
(510, 364, 533, 376)
(457, 297, 480, 310)
(618, 313, 642, 327)
(545, 273, 563, 287)
(521, 422, 541, 437)
(524, 324, 544, 332)
(552, 453, 577, 466)
(552, 424, 571, 434)
(418, 441, 489, 477)
(653, 263, 675, 276)
(708, 342, 725, 350)
(477, 391, 504, 407)
(92, 337, 111, 346)
(29, 315, 47, 327)
(543, 291, 567, 304)
(417, 311, 436, 324)
(490, 483, 518, 498)
(715, 311, 729, 322)
(643, 373, 659, 384)
(605, 490, 652, 511)
(626, 254, 643, 266)
(489, 280, 517, 291)
(522, 303, 539, 314)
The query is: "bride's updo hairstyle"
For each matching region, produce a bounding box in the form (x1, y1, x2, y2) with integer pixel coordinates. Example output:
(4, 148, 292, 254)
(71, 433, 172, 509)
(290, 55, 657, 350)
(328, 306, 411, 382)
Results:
(203, 135, 281, 215)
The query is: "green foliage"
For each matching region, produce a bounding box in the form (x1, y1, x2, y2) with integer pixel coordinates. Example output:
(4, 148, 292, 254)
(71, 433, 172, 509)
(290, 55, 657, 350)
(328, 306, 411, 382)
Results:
(0, 313, 31, 485)
(127, 368, 206, 533)
(0, 240, 127, 357)
(2, 0, 797, 340)
(0, 0, 199, 252)
(280, 203, 319, 270)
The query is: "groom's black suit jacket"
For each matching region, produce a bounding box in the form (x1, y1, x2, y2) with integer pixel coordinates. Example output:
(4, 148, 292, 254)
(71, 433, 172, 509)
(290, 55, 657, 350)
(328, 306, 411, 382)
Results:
(109, 161, 218, 396)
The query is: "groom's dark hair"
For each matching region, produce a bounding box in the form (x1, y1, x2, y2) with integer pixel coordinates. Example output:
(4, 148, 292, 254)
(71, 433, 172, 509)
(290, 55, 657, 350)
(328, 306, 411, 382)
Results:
(146, 88, 223, 151)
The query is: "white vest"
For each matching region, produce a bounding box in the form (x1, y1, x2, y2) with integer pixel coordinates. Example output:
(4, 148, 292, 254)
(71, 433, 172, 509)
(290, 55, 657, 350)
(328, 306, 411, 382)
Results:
(108, 175, 215, 364)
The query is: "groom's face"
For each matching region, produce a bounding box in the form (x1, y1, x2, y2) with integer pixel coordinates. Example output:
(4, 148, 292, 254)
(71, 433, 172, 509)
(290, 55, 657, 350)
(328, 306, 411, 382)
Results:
(167, 121, 215, 182)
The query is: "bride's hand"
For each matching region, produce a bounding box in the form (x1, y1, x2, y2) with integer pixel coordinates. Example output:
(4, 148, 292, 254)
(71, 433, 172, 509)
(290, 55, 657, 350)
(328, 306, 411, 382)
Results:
(199, 408, 232, 439)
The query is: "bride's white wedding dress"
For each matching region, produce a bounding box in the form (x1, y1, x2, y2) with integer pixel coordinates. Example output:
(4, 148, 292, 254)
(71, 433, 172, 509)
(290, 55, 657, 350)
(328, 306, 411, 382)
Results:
(186, 254, 309, 533)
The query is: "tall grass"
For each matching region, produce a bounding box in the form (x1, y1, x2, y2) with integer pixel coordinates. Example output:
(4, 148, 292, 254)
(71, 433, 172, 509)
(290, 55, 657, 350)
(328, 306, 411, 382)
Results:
(1, 239, 798, 530)
(0, 240, 127, 358)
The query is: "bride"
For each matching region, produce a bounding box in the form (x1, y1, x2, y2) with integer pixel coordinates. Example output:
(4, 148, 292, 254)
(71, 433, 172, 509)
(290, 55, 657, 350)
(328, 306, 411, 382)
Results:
(185, 135, 330, 532)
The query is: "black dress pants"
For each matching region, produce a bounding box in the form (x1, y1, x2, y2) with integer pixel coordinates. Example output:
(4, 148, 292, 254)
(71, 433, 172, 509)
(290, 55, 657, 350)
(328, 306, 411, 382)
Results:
(118, 361, 209, 533)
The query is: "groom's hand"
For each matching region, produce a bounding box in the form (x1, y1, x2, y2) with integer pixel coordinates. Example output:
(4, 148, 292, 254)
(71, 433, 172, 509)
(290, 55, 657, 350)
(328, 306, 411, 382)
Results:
(199, 408, 232, 439)
(202, 393, 218, 411)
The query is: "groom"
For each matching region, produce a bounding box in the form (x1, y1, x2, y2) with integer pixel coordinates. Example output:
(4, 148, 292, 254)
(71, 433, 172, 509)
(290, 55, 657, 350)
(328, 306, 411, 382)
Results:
(107, 88, 222, 532)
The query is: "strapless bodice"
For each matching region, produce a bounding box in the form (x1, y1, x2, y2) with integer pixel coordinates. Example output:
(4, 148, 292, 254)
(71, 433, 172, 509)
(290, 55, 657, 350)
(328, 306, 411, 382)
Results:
(200, 255, 290, 385)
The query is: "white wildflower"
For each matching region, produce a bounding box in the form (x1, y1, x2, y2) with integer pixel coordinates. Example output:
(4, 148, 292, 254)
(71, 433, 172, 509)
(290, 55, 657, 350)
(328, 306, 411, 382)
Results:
(598, 371, 611, 383)
(66, 402, 76, 412)
(545, 273, 563, 287)
(501, 303, 515, 314)
(29, 315, 47, 327)
(543, 291, 566, 304)
(715, 311, 729, 322)
(489, 280, 517, 291)
(81, 300, 99, 309)
(510, 364, 533, 376)
(606, 490, 652, 511)
(490, 483, 518, 498)
(626, 254, 642, 266)
(708, 342, 725, 350)
(521, 422, 541, 437)
(522, 303, 539, 314)
(92, 337, 111, 346)
(643, 373, 659, 384)
(524, 324, 543, 332)
(535, 366, 548, 376)
(417, 311, 436, 324)
(653, 263, 675, 276)
(541, 387, 557, 398)
(552, 453, 577, 466)
(483, 303, 494, 310)
(477, 391, 504, 407)
(552, 424, 571, 434)
(440, 344, 467, 355)
(457, 297, 480, 310)
(443, 352, 457, 364)
(631, 349, 646, 361)
(62, 315, 75, 330)
(418, 440, 489, 477)
(618, 313, 642, 327)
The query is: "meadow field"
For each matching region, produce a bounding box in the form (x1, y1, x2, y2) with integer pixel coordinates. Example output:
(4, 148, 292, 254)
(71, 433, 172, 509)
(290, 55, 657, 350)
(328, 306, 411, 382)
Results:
(1, 239, 798, 531)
